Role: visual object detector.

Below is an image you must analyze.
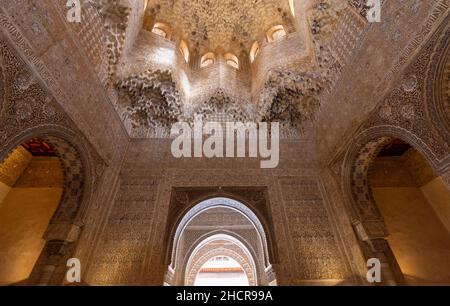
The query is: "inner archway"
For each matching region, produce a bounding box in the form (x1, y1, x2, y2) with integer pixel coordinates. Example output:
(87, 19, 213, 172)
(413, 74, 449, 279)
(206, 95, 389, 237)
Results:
(184, 234, 257, 286)
(165, 197, 276, 286)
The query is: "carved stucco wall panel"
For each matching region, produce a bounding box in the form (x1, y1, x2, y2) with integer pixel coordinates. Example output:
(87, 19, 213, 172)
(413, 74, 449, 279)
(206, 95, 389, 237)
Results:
(276, 177, 349, 281)
(358, 15, 450, 174)
(318, 168, 369, 284)
(323, 13, 450, 285)
(0, 38, 105, 224)
(328, 12, 450, 232)
(85, 176, 161, 285)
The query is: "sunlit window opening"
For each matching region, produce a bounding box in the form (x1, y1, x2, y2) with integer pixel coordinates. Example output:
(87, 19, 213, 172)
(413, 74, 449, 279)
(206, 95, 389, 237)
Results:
(152, 22, 169, 38)
(201, 52, 215, 68)
(250, 41, 260, 63)
(267, 25, 287, 42)
(179, 40, 190, 63)
(225, 53, 239, 69)
(194, 256, 249, 286)
(289, 0, 295, 17)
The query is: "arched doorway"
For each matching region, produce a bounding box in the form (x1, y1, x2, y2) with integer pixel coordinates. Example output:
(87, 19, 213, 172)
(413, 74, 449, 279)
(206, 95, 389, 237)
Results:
(165, 197, 276, 286)
(0, 129, 91, 285)
(346, 133, 450, 285)
(369, 139, 450, 284)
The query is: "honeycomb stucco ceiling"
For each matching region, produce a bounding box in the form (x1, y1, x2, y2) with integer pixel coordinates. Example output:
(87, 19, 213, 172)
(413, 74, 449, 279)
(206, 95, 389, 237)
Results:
(145, 0, 293, 54)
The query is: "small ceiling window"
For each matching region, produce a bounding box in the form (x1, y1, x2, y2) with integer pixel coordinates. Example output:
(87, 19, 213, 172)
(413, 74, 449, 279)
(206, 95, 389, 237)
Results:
(267, 25, 287, 42)
(225, 53, 239, 69)
(179, 40, 190, 63)
(289, 0, 295, 17)
(152, 22, 170, 38)
(201, 52, 215, 68)
(250, 41, 260, 63)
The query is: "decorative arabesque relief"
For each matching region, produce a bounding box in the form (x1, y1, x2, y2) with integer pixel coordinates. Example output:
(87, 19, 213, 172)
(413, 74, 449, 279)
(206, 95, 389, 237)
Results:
(174, 213, 263, 286)
(116, 71, 255, 136)
(257, 0, 350, 130)
(258, 70, 322, 130)
(167, 195, 273, 268)
(361, 18, 450, 166)
(333, 14, 450, 196)
(63, 0, 133, 85)
(308, 1, 348, 85)
(165, 197, 277, 286)
(94, 0, 132, 83)
(62, 0, 110, 86)
(86, 155, 354, 285)
(349, 136, 392, 231)
(60, 0, 131, 86)
(341, 19, 450, 235)
(0, 41, 65, 142)
(278, 177, 348, 280)
(87, 177, 160, 285)
(115, 66, 326, 135)
(116, 69, 182, 129)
